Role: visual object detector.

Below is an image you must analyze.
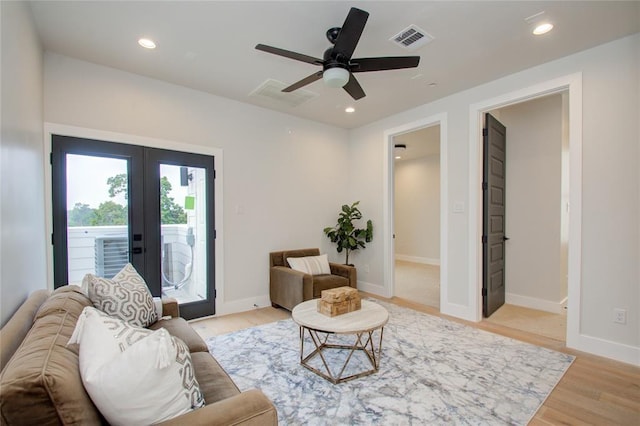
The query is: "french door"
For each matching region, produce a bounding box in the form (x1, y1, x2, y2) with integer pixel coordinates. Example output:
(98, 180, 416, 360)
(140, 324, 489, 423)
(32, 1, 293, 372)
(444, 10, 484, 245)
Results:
(51, 135, 215, 319)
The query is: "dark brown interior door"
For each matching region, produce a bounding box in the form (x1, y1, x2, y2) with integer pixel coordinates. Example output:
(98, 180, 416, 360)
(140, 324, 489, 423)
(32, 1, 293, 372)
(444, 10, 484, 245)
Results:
(483, 113, 507, 317)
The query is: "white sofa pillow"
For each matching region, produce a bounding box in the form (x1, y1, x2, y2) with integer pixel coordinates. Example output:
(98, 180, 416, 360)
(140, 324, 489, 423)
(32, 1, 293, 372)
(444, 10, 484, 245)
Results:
(287, 254, 331, 275)
(68, 307, 204, 425)
(84, 263, 157, 327)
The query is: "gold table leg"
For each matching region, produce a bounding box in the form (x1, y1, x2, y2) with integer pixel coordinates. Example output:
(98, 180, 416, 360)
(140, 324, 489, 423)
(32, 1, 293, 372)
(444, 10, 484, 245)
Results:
(298, 326, 384, 384)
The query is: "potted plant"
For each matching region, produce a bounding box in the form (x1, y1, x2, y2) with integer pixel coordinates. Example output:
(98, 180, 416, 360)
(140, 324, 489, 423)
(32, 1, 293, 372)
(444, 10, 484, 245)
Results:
(324, 201, 373, 265)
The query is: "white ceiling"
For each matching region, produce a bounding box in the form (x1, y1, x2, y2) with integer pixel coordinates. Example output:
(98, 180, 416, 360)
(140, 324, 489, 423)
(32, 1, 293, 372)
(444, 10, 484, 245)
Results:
(29, 1, 639, 129)
(394, 125, 440, 162)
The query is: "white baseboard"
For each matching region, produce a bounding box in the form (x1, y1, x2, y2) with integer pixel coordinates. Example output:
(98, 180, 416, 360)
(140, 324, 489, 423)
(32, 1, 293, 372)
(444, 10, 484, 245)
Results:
(214, 294, 272, 316)
(506, 293, 567, 314)
(567, 332, 640, 366)
(395, 254, 440, 266)
(357, 280, 390, 298)
(440, 302, 478, 322)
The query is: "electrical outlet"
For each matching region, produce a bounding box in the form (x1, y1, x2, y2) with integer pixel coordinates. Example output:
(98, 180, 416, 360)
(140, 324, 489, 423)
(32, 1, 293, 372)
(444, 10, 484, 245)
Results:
(613, 308, 627, 324)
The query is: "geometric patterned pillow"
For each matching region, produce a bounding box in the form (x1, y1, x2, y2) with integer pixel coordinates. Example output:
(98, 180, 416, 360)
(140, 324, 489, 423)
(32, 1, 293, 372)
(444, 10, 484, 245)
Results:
(71, 306, 153, 350)
(68, 306, 205, 424)
(85, 263, 157, 327)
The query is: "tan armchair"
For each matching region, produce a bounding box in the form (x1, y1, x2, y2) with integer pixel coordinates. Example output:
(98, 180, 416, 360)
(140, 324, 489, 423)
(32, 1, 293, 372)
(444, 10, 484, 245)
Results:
(269, 248, 357, 310)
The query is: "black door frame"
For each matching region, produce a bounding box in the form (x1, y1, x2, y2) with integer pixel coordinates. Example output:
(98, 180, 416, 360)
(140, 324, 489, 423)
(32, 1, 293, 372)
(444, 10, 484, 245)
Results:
(51, 135, 216, 319)
(144, 148, 216, 319)
(51, 135, 145, 287)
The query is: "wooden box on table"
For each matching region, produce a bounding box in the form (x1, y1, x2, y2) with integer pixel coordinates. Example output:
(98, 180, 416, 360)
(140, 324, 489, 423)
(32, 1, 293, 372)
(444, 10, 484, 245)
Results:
(317, 286, 361, 317)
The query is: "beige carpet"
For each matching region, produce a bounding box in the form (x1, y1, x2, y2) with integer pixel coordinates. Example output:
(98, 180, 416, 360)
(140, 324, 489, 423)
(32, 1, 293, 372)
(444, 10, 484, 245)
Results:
(485, 304, 567, 341)
(394, 260, 440, 309)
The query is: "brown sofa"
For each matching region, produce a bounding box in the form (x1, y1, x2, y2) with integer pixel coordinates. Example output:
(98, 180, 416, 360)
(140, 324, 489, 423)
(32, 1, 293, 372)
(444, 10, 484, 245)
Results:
(0, 286, 277, 425)
(269, 248, 357, 310)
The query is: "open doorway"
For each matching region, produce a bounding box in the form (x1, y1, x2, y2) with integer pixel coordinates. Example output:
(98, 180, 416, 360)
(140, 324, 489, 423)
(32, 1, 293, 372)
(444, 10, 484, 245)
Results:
(480, 93, 570, 341)
(392, 125, 441, 309)
(382, 112, 447, 311)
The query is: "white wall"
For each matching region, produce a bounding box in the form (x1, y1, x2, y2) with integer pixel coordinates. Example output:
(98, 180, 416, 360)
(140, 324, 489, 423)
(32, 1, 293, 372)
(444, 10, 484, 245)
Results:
(394, 154, 440, 263)
(348, 34, 639, 363)
(492, 94, 567, 312)
(0, 1, 48, 326)
(43, 53, 350, 314)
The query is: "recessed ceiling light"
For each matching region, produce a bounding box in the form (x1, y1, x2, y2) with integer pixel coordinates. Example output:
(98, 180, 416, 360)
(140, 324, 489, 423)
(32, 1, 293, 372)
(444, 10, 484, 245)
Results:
(395, 156, 402, 160)
(138, 38, 156, 49)
(533, 23, 553, 35)
(345, 107, 355, 113)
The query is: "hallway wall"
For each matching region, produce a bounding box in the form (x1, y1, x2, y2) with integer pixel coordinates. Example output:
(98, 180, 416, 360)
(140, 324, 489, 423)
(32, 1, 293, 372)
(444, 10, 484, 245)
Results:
(394, 154, 440, 264)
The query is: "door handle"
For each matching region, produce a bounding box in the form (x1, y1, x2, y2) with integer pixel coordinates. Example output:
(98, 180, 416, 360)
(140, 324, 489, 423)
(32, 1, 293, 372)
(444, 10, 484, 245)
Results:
(503, 236, 510, 241)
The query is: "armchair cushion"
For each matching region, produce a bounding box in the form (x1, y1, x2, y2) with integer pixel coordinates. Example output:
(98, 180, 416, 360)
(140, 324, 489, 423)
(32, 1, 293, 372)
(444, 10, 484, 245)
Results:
(311, 275, 350, 298)
(286, 254, 331, 275)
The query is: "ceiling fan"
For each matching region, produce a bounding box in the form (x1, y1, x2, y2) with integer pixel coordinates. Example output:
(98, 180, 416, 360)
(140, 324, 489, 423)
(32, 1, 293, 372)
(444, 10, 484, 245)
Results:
(255, 7, 420, 101)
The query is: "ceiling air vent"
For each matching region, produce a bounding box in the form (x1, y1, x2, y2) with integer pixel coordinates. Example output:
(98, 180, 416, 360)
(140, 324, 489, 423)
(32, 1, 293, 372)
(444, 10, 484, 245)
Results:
(390, 25, 434, 50)
(249, 79, 318, 108)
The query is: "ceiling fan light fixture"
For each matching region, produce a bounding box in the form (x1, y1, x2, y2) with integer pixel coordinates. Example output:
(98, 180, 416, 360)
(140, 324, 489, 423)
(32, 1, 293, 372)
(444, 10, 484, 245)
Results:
(323, 67, 350, 88)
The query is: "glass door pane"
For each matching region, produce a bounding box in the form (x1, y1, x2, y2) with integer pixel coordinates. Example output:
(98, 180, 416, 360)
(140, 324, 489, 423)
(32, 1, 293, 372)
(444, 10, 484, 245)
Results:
(159, 164, 208, 305)
(52, 135, 144, 288)
(144, 147, 215, 320)
(65, 154, 130, 284)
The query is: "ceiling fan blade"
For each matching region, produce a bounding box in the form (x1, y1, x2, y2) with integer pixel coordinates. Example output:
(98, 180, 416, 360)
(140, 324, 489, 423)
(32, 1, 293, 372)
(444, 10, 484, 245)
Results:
(255, 44, 323, 65)
(343, 73, 366, 100)
(282, 71, 324, 92)
(350, 56, 420, 73)
(332, 8, 369, 59)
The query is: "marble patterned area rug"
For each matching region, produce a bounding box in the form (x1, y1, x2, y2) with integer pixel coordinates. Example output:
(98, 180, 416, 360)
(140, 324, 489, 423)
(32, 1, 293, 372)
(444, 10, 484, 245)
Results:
(207, 301, 574, 425)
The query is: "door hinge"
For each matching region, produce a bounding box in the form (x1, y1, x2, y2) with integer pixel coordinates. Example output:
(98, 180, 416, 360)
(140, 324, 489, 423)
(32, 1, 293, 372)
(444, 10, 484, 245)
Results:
(213, 229, 217, 239)
(482, 235, 487, 244)
(482, 287, 488, 296)
(213, 289, 217, 299)
(482, 128, 488, 137)
(482, 182, 488, 190)
(51, 233, 54, 245)
(50, 152, 53, 165)
(213, 169, 216, 180)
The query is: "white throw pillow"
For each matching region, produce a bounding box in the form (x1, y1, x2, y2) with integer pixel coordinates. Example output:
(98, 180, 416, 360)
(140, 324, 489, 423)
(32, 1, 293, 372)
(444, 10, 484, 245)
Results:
(68, 307, 204, 426)
(84, 263, 157, 327)
(287, 254, 331, 275)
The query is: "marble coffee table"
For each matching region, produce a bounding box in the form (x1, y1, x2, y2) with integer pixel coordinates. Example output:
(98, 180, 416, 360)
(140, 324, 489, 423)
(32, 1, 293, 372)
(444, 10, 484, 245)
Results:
(291, 299, 389, 384)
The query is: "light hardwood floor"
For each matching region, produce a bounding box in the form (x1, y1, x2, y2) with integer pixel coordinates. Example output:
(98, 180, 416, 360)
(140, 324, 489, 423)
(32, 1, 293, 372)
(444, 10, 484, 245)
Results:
(190, 293, 640, 425)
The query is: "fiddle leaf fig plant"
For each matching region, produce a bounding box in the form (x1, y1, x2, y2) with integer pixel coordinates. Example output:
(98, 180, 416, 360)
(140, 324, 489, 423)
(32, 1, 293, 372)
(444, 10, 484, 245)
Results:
(323, 201, 373, 265)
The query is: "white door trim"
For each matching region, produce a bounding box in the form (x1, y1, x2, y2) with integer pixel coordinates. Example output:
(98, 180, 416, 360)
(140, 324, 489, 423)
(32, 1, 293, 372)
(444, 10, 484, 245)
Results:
(467, 73, 582, 347)
(382, 113, 448, 308)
